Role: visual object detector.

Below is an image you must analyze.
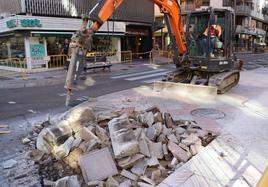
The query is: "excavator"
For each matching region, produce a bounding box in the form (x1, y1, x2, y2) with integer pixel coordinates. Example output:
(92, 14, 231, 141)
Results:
(65, 0, 240, 106)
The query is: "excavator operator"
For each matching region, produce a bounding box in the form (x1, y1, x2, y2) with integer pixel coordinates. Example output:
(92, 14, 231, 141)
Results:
(202, 23, 223, 57)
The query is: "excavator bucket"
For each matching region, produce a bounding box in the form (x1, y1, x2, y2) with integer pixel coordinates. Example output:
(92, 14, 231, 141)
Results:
(154, 81, 218, 98)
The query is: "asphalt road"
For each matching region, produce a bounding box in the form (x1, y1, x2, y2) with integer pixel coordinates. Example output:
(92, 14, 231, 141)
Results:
(0, 62, 174, 121)
(1, 53, 268, 121)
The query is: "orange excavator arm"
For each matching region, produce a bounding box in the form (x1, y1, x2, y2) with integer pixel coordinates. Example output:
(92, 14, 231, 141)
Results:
(87, 0, 187, 56)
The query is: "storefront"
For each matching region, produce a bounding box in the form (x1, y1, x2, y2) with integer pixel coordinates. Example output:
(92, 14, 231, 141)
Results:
(0, 15, 125, 70)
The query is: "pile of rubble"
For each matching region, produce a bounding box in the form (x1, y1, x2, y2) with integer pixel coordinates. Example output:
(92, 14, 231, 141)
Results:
(25, 106, 216, 186)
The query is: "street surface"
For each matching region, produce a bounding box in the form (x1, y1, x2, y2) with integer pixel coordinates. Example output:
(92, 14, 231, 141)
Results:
(0, 53, 268, 121)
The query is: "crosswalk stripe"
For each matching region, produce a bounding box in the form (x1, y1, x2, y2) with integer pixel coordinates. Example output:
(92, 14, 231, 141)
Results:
(143, 77, 162, 83)
(126, 71, 170, 81)
(111, 69, 167, 79)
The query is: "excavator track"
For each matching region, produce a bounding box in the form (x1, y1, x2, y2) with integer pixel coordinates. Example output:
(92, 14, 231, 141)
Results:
(209, 70, 240, 94)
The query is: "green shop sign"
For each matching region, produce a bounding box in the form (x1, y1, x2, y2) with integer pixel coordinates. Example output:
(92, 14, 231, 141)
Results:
(6, 19, 42, 28)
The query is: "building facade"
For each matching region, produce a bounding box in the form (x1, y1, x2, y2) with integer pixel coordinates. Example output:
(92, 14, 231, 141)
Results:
(0, 0, 154, 70)
(155, 0, 268, 52)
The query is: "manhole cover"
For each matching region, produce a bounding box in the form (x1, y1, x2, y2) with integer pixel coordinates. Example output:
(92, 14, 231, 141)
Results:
(191, 108, 226, 120)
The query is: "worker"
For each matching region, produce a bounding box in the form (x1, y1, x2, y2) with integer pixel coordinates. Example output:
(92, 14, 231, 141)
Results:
(62, 39, 70, 70)
(201, 24, 222, 57)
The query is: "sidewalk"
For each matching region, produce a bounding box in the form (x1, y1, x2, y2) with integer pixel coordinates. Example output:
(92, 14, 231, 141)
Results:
(82, 68, 268, 186)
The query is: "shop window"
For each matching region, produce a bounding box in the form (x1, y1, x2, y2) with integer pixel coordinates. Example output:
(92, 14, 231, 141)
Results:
(0, 37, 25, 59)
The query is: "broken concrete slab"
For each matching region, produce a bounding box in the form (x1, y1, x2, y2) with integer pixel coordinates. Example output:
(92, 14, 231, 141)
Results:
(119, 180, 132, 187)
(175, 127, 186, 136)
(190, 144, 204, 156)
(151, 169, 162, 184)
(80, 147, 118, 183)
(146, 156, 160, 167)
(164, 113, 175, 128)
(154, 112, 163, 123)
(65, 106, 96, 132)
(137, 182, 154, 187)
(97, 111, 120, 127)
(80, 127, 99, 142)
(181, 134, 201, 146)
(167, 134, 179, 144)
(148, 142, 164, 159)
(131, 159, 147, 176)
(139, 138, 150, 157)
(146, 126, 158, 141)
(121, 169, 138, 181)
(117, 154, 144, 169)
(2, 159, 17, 169)
(53, 175, 80, 187)
(138, 112, 154, 127)
(63, 148, 82, 170)
(167, 141, 190, 162)
(105, 176, 119, 187)
(108, 115, 139, 159)
(53, 136, 74, 159)
(95, 126, 109, 145)
(140, 176, 156, 186)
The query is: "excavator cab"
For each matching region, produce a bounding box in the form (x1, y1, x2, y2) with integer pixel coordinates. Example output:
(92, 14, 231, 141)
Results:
(186, 8, 235, 72)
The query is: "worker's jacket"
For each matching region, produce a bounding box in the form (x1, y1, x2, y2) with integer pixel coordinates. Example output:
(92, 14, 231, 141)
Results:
(203, 25, 222, 37)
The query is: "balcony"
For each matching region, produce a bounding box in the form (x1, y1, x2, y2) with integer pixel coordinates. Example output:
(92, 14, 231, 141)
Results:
(235, 6, 252, 16)
(181, 4, 196, 14)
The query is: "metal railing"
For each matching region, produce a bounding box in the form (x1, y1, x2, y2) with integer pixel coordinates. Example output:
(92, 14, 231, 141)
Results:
(0, 58, 27, 69)
(235, 6, 252, 15)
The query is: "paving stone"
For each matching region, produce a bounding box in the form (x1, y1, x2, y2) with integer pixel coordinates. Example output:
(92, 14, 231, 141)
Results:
(121, 169, 138, 181)
(80, 147, 118, 183)
(167, 141, 190, 162)
(108, 115, 139, 159)
(148, 142, 164, 159)
(117, 154, 144, 169)
(131, 158, 147, 176)
(139, 138, 150, 157)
